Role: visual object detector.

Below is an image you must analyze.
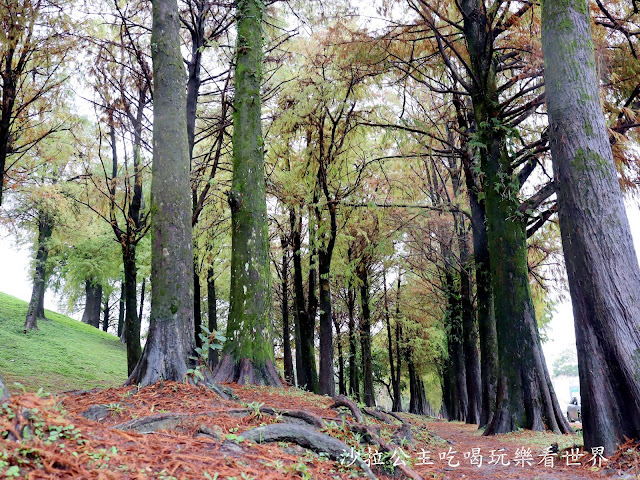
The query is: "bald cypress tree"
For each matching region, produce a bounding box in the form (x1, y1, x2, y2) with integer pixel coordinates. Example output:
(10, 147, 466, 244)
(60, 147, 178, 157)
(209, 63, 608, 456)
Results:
(126, 0, 195, 386)
(543, 0, 640, 455)
(212, 0, 281, 386)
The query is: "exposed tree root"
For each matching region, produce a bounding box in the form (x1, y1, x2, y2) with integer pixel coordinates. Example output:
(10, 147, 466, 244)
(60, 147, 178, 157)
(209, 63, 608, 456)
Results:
(228, 407, 324, 428)
(112, 413, 191, 433)
(330, 394, 363, 423)
(350, 423, 424, 480)
(212, 355, 283, 387)
(242, 423, 377, 479)
(363, 407, 395, 424)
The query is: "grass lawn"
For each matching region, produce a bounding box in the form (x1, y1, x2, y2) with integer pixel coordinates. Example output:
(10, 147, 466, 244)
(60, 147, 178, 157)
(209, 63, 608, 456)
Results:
(0, 291, 127, 393)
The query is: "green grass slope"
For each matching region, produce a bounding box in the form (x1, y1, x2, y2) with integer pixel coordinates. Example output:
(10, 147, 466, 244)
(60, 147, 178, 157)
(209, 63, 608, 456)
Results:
(0, 291, 127, 393)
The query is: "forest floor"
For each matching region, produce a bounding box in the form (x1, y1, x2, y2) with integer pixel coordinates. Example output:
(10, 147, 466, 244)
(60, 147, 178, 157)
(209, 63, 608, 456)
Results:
(1, 381, 638, 480)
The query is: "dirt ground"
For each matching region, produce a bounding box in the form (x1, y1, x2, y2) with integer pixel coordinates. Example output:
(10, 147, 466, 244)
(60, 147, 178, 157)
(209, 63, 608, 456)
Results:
(0, 382, 636, 479)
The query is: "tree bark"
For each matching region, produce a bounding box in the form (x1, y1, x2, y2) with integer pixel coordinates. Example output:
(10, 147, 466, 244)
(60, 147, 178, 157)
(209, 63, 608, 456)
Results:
(459, 0, 572, 436)
(124, 245, 141, 375)
(458, 222, 482, 424)
(81, 280, 102, 328)
(207, 268, 219, 368)
(333, 314, 346, 395)
(292, 208, 318, 391)
(24, 210, 53, 331)
(194, 265, 202, 348)
(102, 295, 110, 332)
(347, 275, 359, 401)
(281, 235, 294, 385)
(358, 262, 374, 407)
(455, 94, 498, 428)
(127, 0, 195, 385)
(543, 0, 640, 454)
(117, 280, 125, 339)
(317, 200, 337, 397)
(383, 268, 400, 411)
(213, 0, 280, 387)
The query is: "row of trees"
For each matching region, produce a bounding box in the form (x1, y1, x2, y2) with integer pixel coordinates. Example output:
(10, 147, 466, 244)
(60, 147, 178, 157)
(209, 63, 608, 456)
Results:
(1, 0, 639, 456)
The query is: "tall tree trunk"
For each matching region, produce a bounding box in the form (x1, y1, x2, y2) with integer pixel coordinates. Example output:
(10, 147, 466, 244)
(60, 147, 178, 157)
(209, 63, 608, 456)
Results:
(117, 280, 125, 339)
(292, 208, 318, 391)
(194, 266, 202, 347)
(460, 0, 571, 435)
(347, 277, 359, 401)
(394, 270, 403, 411)
(81, 280, 102, 328)
(358, 262, 374, 407)
(103, 297, 110, 332)
(455, 93, 498, 428)
(383, 268, 400, 411)
(459, 225, 482, 424)
(138, 277, 146, 325)
(317, 201, 337, 397)
(213, 0, 280, 386)
(207, 268, 219, 368)
(123, 246, 141, 375)
(444, 264, 468, 422)
(543, 0, 640, 454)
(24, 210, 53, 331)
(281, 235, 294, 385)
(407, 353, 428, 415)
(127, 0, 195, 385)
(334, 314, 346, 395)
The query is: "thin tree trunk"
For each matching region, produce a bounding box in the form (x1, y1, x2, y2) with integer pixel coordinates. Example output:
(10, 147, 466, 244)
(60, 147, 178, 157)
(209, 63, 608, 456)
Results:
(213, 0, 281, 386)
(383, 268, 400, 411)
(459, 225, 482, 424)
(127, 0, 195, 385)
(333, 314, 346, 395)
(292, 208, 318, 391)
(138, 277, 145, 325)
(117, 280, 125, 339)
(24, 210, 53, 331)
(124, 246, 141, 375)
(347, 275, 359, 401)
(543, 0, 640, 454)
(194, 266, 202, 347)
(394, 270, 402, 411)
(207, 268, 219, 368)
(281, 235, 294, 385)
(103, 297, 110, 332)
(358, 262, 374, 407)
(317, 201, 337, 397)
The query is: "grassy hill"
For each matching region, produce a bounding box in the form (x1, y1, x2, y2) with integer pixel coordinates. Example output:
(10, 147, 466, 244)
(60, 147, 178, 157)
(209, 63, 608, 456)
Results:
(0, 291, 127, 393)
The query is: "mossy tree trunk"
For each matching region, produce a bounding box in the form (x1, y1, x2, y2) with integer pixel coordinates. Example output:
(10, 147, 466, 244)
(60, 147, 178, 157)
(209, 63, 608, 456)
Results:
(127, 0, 195, 386)
(212, 0, 281, 387)
(460, 0, 571, 435)
(24, 210, 53, 331)
(543, 0, 640, 455)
